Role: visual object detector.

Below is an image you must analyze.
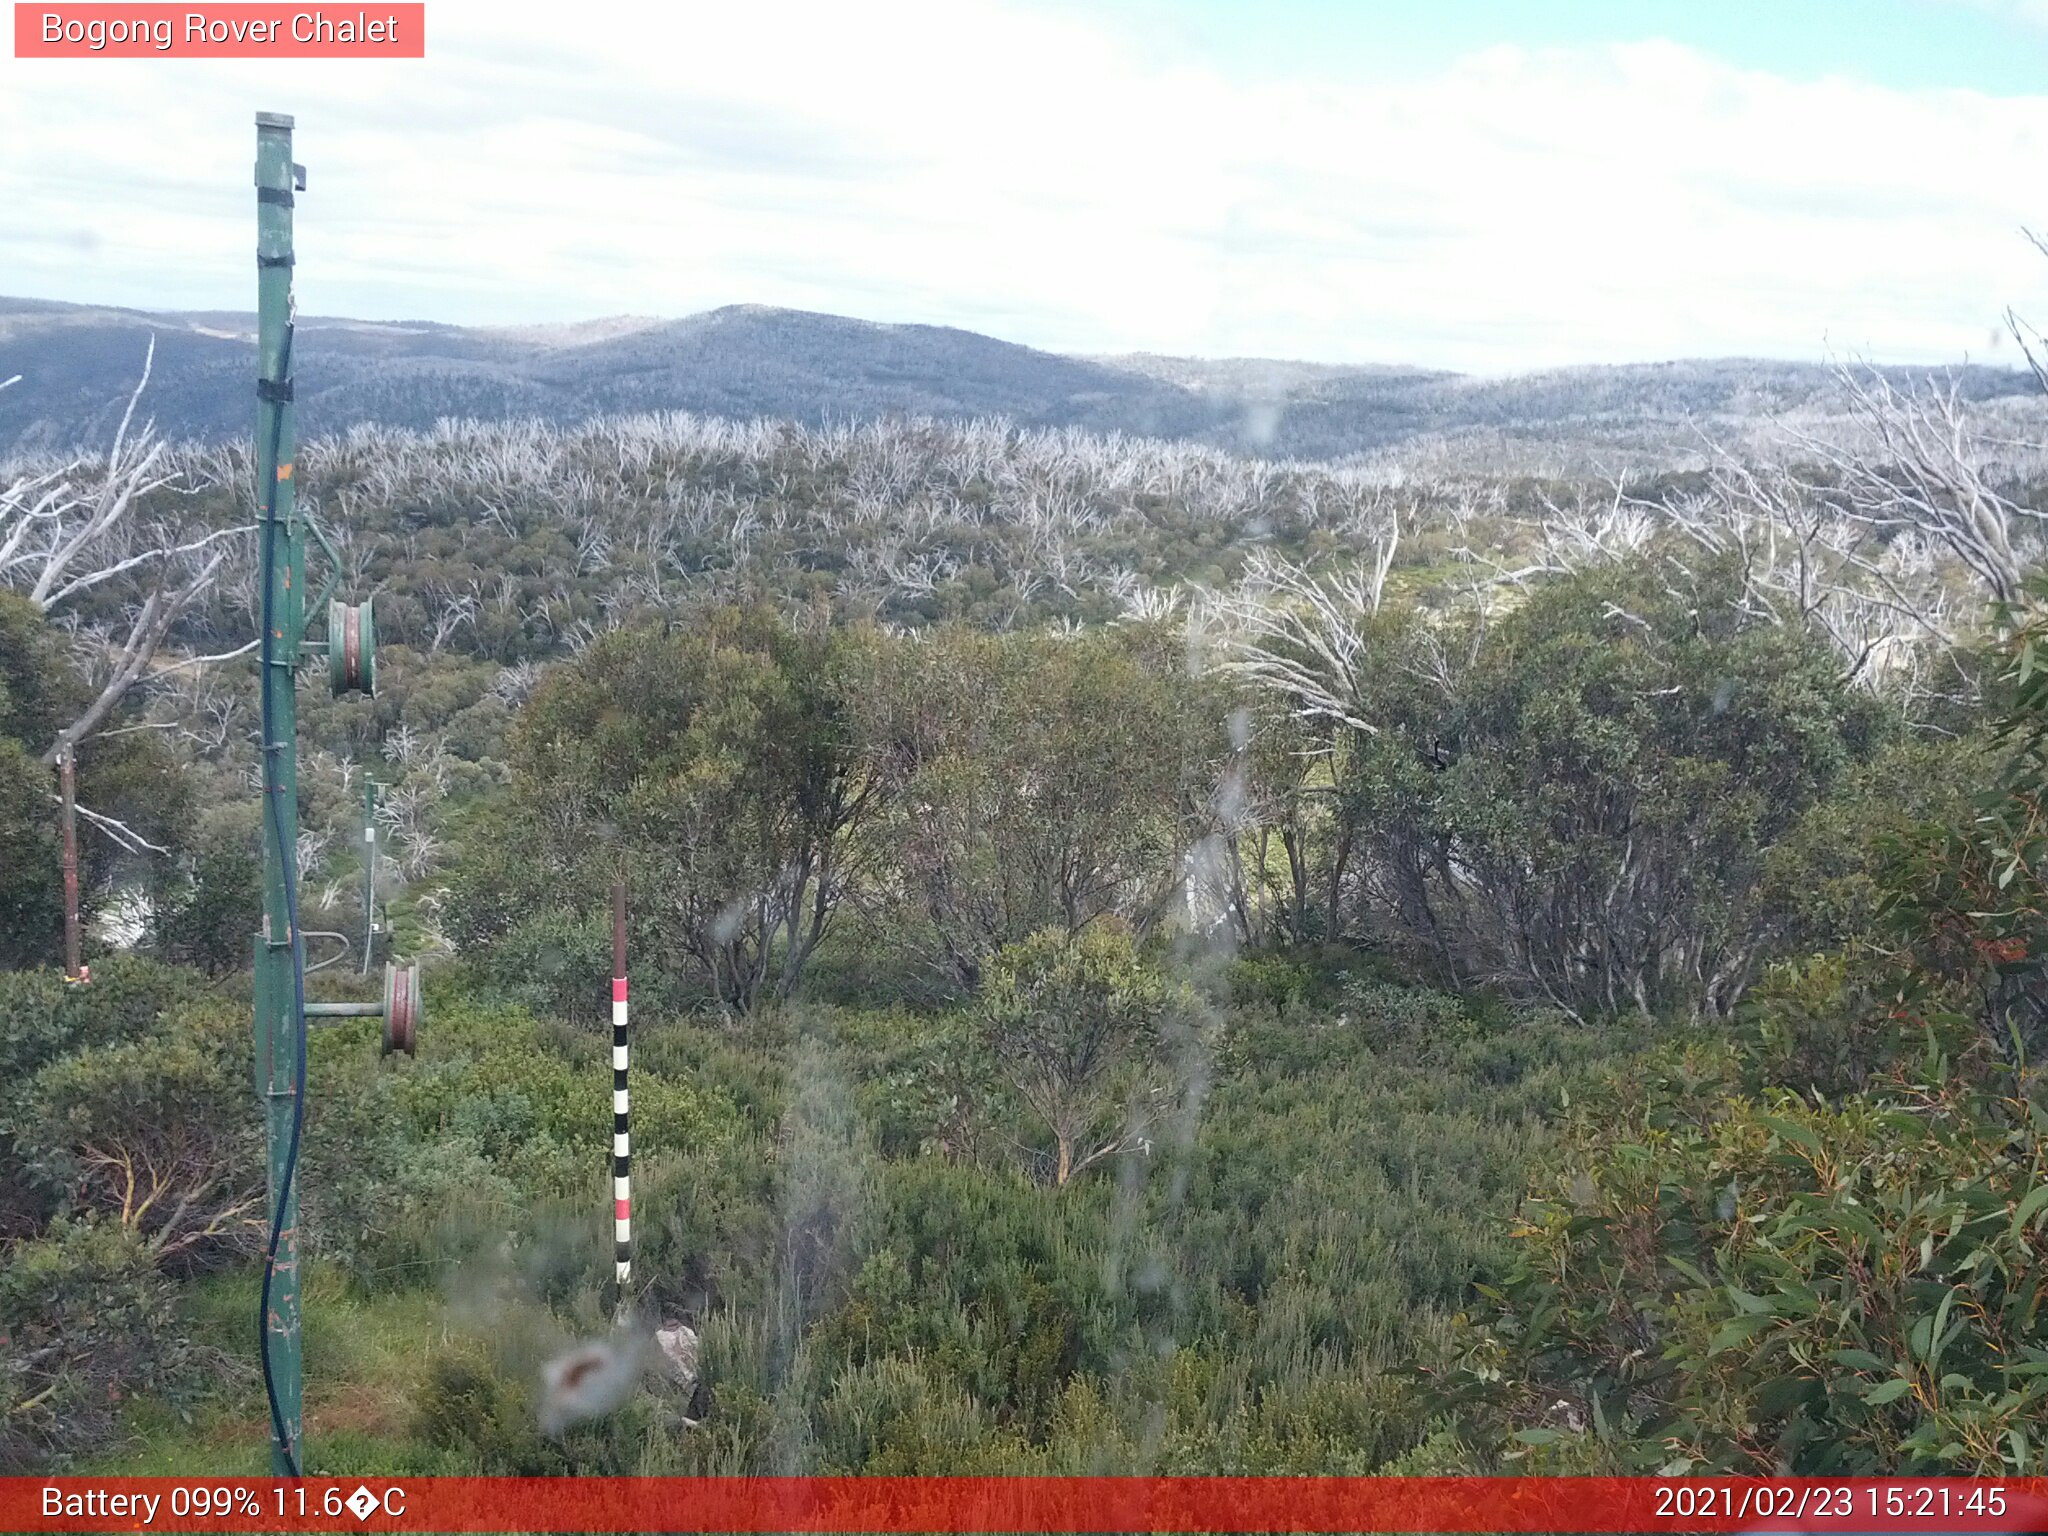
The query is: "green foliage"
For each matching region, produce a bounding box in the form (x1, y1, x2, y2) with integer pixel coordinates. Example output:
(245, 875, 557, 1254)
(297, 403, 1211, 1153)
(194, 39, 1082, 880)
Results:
(1436, 588, 2048, 1474)
(151, 845, 260, 977)
(977, 923, 1189, 1186)
(410, 1345, 566, 1473)
(1742, 953, 1919, 1101)
(457, 608, 881, 1013)
(0, 954, 205, 1100)
(11, 1001, 262, 1266)
(31, 943, 1639, 1480)
(462, 905, 621, 1026)
(1878, 579, 2048, 1059)
(857, 623, 1229, 989)
(0, 957, 211, 1238)
(110, 949, 1595, 1482)
(0, 1216, 217, 1471)
(1335, 557, 1895, 1019)
(300, 998, 744, 1288)
(1222, 948, 1368, 1013)
(813, 1353, 1011, 1472)
(0, 737, 62, 968)
(0, 592, 74, 750)
(23, 351, 2048, 1490)
(1761, 735, 1983, 956)
(407, 1310, 662, 1474)
(23, 485, 2033, 1482)
(462, 614, 1232, 1015)
(1438, 1030, 2048, 1474)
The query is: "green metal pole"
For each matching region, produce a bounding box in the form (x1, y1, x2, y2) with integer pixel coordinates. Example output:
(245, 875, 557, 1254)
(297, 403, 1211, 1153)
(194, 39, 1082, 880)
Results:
(253, 109, 305, 1478)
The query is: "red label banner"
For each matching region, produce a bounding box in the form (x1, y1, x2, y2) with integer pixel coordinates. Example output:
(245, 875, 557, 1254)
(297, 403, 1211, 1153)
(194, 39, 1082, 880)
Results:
(8, 1477, 2048, 1533)
(13, 4, 424, 57)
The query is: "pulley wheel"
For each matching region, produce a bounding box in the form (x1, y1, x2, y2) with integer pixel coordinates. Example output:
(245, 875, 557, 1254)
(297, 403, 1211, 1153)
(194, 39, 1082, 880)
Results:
(382, 960, 420, 1056)
(329, 599, 376, 696)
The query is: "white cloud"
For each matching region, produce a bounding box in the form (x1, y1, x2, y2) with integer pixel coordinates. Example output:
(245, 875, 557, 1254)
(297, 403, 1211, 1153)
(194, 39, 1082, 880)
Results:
(0, 1, 2043, 370)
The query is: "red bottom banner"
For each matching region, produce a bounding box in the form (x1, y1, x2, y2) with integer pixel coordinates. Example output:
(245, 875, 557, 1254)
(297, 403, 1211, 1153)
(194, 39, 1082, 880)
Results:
(10, 1476, 2048, 1534)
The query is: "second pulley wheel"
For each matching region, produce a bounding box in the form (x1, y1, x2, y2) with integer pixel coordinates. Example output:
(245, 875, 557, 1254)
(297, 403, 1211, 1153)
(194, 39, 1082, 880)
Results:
(381, 960, 420, 1056)
(329, 598, 376, 696)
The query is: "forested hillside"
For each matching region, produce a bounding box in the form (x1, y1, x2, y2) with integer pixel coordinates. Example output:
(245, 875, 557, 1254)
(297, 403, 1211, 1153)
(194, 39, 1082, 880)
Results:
(3, 353, 2047, 1478)
(7, 293, 2041, 469)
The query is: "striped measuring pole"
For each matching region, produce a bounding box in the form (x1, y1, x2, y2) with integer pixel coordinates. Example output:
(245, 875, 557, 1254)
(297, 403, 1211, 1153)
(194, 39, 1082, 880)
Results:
(611, 881, 632, 1311)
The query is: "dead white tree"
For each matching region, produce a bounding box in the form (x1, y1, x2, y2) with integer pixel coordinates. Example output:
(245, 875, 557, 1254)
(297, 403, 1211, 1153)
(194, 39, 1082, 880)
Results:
(1214, 515, 1401, 736)
(1, 342, 254, 765)
(1785, 362, 2044, 613)
(1, 348, 254, 964)
(1658, 445, 1961, 689)
(424, 577, 482, 653)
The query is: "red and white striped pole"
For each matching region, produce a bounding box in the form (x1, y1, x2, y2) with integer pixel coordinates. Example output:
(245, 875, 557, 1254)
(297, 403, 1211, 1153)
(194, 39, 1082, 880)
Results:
(611, 880, 632, 1313)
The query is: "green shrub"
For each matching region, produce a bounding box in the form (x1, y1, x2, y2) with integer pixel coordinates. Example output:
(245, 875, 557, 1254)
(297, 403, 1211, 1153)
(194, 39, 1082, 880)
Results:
(12, 1001, 261, 1267)
(152, 847, 260, 978)
(978, 924, 1193, 1187)
(1430, 593, 2048, 1474)
(0, 738, 61, 970)
(300, 999, 743, 1289)
(409, 1317, 664, 1475)
(0, 1217, 215, 1471)
(465, 907, 617, 1027)
(815, 1354, 1007, 1472)
(1331, 556, 1897, 1019)
(0, 955, 206, 1101)
(411, 1344, 564, 1474)
(1439, 1036, 2048, 1474)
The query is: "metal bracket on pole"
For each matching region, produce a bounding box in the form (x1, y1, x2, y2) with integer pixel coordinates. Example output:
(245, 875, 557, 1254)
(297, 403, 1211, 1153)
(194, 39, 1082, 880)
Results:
(302, 511, 346, 621)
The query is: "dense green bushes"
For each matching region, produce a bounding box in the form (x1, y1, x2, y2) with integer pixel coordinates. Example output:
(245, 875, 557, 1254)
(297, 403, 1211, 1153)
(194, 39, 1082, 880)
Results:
(1438, 1006, 2048, 1474)
(457, 612, 1232, 1012)
(9, 887, 2018, 1478)
(222, 958, 1613, 1478)
(1300, 557, 1898, 1019)
(854, 624, 1230, 988)
(10, 1000, 261, 1266)
(151, 847, 261, 978)
(452, 611, 884, 1014)
(1434, 593, 2048, 1474)
(454, 559, 1910, 1029)
(977, 923, 1192, 1186)
(4, 531, 2036, 1478)
(0, 954, 205, 1090)
(299, 999, 745, 1287)
(614, 972, 1618, 1477)
(0, 1217, 222, 1471)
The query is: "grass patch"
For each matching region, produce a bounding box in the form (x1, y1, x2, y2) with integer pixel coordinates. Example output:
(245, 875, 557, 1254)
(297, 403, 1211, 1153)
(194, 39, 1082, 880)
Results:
(85, 1263, 459, 1476)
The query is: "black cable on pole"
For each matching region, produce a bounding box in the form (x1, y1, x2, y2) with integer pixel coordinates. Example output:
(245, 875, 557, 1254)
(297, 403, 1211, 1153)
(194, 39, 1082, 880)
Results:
(255, 320, 306, 1479)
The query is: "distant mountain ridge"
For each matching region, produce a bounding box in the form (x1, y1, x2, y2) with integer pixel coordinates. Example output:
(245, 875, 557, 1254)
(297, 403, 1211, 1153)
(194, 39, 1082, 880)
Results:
(1, 294, 2036, 462)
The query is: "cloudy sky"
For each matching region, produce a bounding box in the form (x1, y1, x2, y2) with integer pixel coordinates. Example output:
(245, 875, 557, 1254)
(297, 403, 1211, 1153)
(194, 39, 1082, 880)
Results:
(4, 0, 2048, 372)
